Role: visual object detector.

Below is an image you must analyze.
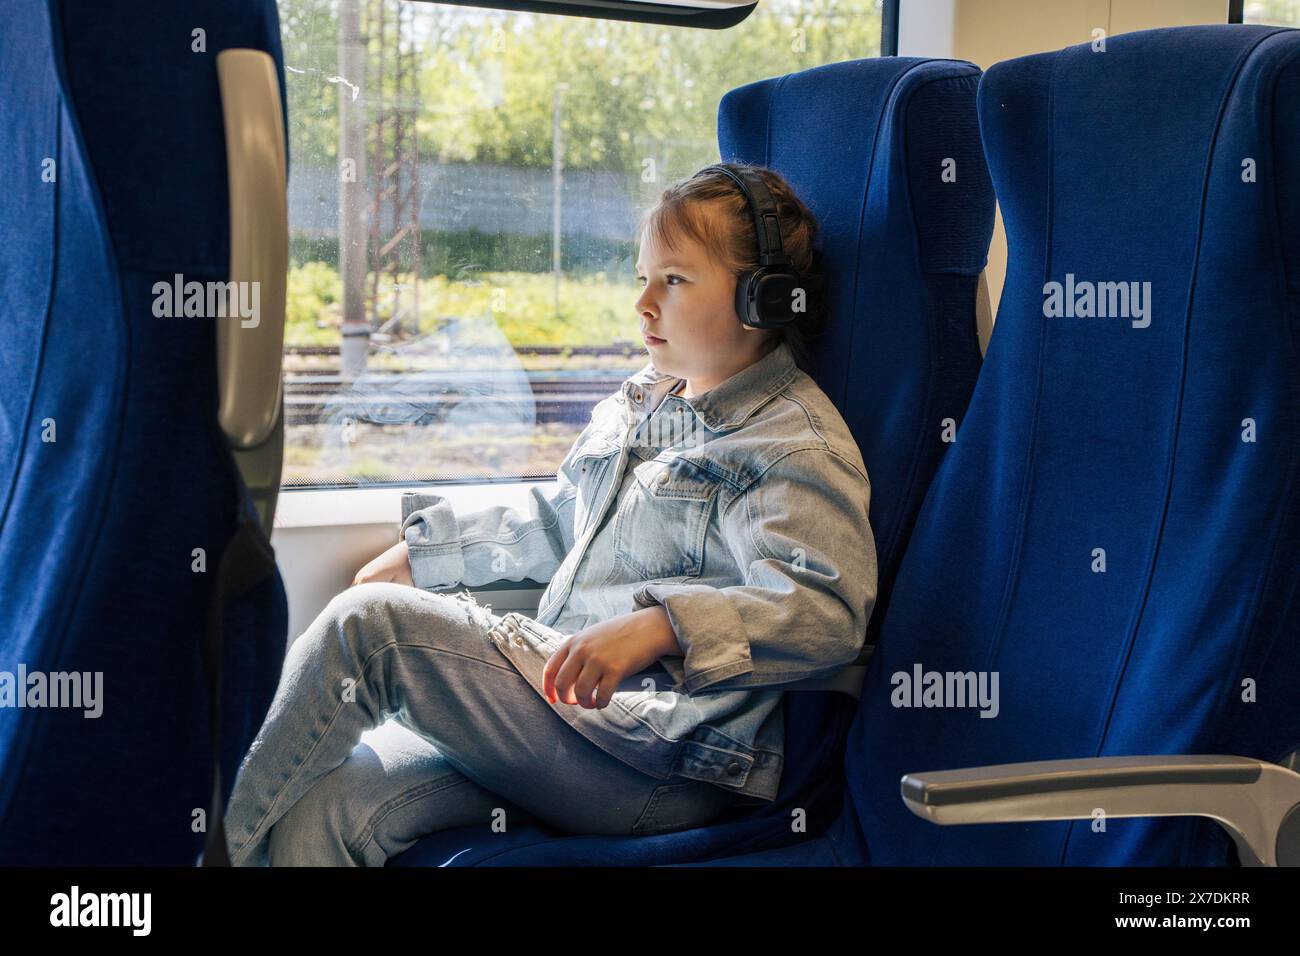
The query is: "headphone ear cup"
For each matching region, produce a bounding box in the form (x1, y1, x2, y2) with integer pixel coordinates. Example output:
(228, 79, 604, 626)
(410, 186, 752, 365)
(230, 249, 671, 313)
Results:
(734, 271, 759, 328)
(740, 269, 803, 330)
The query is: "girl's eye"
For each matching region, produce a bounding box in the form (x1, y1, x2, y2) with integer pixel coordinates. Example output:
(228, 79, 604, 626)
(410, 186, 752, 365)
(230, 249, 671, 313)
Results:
(666, 275, 684, 285)
(636, 275, 684, 286)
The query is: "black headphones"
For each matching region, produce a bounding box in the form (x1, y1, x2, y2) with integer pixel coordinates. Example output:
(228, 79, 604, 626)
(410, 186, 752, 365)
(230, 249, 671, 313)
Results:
(695, 163, 805, 331)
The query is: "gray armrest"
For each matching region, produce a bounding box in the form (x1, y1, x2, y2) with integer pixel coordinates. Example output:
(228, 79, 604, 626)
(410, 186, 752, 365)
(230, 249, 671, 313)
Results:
(901, 754, 1300, 866)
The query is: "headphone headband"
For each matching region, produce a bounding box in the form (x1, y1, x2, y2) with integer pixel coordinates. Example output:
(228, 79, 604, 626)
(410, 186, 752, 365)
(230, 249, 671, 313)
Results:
(696, 163, 793, 269)
(695, 163, 803, 330)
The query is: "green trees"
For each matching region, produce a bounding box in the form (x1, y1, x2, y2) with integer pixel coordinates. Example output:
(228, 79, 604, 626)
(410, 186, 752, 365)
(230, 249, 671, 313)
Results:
(280, 0, 882, 174)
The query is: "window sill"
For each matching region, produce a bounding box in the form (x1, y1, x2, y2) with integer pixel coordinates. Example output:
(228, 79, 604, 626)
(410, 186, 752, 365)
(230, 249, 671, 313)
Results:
(272, 478, 555, 530)
(269, 479, 554, 643)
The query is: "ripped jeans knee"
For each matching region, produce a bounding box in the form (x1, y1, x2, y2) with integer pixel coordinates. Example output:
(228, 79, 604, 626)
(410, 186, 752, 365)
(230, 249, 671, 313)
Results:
(447, 588, 497, 632)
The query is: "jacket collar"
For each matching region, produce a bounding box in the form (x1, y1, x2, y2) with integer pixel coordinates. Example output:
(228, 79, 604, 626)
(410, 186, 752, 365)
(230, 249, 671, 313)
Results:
(622, 339, 799, 432)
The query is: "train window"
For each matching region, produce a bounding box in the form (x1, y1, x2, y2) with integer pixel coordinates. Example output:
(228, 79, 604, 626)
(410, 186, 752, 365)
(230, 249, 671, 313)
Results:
(278, 0, 886, 488)
(1243, 0, 1300, 25)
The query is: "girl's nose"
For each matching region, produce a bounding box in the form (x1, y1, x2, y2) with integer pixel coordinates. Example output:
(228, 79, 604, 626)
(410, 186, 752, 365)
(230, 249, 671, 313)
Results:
(636, 290, 656, 320)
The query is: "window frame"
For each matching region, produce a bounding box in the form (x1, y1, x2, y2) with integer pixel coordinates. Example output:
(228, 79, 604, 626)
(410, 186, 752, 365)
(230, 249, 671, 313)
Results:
(278, 0, 893, 507)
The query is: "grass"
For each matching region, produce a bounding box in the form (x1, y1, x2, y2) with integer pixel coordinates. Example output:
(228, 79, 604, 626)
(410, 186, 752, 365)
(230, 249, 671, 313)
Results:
(286, 261, 643, 350)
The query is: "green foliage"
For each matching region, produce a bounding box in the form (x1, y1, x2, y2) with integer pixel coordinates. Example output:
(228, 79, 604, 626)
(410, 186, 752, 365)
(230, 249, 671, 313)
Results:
(285, 260, 641, 347)
(285, 260, 343, 345)
(278, 0, 342, 166)
(280, 0, 883, 175)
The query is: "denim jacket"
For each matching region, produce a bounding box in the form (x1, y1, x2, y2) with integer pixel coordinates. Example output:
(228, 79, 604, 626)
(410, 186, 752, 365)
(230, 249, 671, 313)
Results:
(397, 340, 878, 801)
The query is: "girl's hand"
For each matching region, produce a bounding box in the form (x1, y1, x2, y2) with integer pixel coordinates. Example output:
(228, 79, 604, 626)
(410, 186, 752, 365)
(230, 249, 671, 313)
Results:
(353, 539, 415, 588)
(543, 606, 682, 709)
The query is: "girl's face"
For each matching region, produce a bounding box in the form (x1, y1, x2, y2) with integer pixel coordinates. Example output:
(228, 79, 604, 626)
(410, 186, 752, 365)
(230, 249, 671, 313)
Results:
(634, 206, 776, 396)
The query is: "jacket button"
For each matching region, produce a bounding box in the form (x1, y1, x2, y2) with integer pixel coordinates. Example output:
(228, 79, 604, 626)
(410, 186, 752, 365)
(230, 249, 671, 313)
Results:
(725, 760, 743, 777)
(632, 387, 644, 403)
(657, 471, 670, 485)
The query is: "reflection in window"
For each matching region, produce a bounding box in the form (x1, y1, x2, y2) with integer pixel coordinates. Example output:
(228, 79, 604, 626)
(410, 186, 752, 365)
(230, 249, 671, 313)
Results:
(1244, 0, 1300, 25)
(278, 0, 883, 488)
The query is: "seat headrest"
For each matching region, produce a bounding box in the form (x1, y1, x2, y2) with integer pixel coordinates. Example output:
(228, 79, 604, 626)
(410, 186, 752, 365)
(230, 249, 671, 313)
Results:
(50, 0, 286, 276)
(718, 57, 995, 638)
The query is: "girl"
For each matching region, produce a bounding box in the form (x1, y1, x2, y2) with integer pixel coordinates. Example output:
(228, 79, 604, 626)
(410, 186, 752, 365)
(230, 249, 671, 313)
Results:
(222, 161, 878, 866)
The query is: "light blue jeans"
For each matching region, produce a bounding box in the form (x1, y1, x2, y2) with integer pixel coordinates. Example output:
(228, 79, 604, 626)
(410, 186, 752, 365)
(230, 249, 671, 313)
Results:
(222, 583, 739, 866)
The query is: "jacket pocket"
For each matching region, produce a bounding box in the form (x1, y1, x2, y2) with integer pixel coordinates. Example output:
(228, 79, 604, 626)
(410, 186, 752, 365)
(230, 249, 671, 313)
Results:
(562, 436, 620, 535)
(565, 435, 619, 474)
(613, 455, 719, 580)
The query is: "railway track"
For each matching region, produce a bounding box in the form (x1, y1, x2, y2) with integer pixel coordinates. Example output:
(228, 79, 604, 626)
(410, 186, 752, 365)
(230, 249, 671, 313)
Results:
(284, 360, 633, 426)
(284, 343, 646, 358)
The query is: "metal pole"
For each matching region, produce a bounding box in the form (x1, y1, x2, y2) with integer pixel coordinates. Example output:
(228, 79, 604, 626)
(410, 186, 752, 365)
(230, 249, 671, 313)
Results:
(338, 0, 369, 380)
(552, 81, 568, 319)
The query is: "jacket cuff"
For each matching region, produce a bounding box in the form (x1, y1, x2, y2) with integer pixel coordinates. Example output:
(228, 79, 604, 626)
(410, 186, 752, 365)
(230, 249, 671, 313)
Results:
(631, 583, 754, 694)
(399, 493, 465, 590)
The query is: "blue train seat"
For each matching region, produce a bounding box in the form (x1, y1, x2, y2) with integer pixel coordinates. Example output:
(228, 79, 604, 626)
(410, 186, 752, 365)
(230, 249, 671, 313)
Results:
(0, 0, 289, 864)
(390, 55, 995, 866)
(697, 23, 1300, 868)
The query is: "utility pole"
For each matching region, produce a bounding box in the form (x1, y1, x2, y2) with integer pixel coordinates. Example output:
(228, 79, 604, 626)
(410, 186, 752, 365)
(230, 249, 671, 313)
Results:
(365, 0, 421, 339)
(552, 81, 568, 319)
(338, 0, 369, 380)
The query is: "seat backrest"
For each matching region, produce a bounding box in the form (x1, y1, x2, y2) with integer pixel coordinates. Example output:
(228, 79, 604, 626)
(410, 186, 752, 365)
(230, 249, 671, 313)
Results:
(719, 56, 994, 643)
(0, 0, 288, 864)
(850, 24, 1300, 865)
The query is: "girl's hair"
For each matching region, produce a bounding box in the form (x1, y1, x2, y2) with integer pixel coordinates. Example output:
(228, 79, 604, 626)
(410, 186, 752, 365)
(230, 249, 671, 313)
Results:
(635, 161, 828, 373)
